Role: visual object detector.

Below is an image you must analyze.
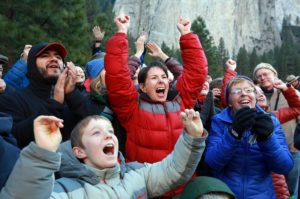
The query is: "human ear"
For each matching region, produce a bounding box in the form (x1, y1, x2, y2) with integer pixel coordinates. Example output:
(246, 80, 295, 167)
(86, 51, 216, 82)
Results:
(139, 83, 146, 92)
(73, 146, 87, 159)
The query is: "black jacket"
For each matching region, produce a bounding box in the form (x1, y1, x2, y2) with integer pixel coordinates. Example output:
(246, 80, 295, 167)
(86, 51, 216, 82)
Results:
(0, 43, 77, 148)
(0, 112, 20, 189)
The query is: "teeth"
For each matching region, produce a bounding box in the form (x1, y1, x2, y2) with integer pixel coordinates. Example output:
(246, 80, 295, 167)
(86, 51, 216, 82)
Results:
(106, 143, 113, 147)
(240, 100, 249, 104)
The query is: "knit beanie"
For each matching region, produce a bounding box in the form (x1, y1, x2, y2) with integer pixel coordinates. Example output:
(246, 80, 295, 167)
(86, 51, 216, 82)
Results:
(86, 58, 104, 79)
(0, 54, 8, 64)
(253, 63, 278, 80)
(180, 176, 236, 199)
(225, 75, 255, 104)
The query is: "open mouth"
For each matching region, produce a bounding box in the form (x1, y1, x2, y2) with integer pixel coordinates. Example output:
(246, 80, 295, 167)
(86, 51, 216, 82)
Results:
(47, 64, 60, 69)
(103, 143, 114, 155)
(257, 97, 265, 102)
(156, 87, 165, 96)
(239, 99, 251, 105)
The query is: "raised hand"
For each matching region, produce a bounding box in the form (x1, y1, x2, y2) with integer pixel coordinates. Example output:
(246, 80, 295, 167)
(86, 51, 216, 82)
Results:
(64, 61, 77, 94)
(273, 79, 288, 91)
(180, 109, 204, 137)
(54, 68, 68, 104)
(114, 15, 130, 34)
(0, 79, 6, 93)
(134, 31, 148, 58)
(21, 44, 32, 62)
(92, 26, 105, 41)
(177, 16, 191, 36)
(231, 107, 256, 139)
(225, 59, 237, 71)
(146, 41, 169, 61)
(34, 115, 64, 152)
(252, 112, 274, 141)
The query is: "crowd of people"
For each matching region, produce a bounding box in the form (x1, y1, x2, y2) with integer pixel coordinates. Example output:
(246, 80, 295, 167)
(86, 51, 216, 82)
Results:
(0, 14, 300, 199)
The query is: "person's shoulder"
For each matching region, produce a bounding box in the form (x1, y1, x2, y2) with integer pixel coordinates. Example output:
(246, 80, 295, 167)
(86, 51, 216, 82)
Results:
(54, 177, 84, 192)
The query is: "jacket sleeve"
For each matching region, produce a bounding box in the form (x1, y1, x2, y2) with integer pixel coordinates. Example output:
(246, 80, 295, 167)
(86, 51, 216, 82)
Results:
(3, 59, 29, 90)
(128, 56, 141, 79)
(176, 33, 208, 109)
(0, 143, 61, 199)
(273, 87, 300, 124)
(204, 116, 240, 172)
(104, 33, 139, 125)
(139, 132, 207, 198)
(165, 57, 183, 81)
(0, 95, 64, 148)
(221, 68, 237, 108)
(257, 116, 293, 174)
(272, 173, 290, 199)
(294, 123, 300, 150)
(65, 89, 101, 119)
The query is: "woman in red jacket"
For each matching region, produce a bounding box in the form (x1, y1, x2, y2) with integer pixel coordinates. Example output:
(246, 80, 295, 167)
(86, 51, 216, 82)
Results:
(104, 15, 207, 197)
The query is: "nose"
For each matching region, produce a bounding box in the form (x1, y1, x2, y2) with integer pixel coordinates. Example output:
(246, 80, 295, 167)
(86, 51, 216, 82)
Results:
(104, 131, 112, 140)
(50, 55, 59, 62)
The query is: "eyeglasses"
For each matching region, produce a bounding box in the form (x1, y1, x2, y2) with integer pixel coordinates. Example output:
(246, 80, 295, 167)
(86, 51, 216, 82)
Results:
(230, 87, 255, 95)
(256, 72, 273, 80)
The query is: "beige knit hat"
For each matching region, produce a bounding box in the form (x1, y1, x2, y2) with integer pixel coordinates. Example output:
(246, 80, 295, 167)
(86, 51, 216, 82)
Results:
(253, 63, 278, 80)
(286, 74, 299, 84)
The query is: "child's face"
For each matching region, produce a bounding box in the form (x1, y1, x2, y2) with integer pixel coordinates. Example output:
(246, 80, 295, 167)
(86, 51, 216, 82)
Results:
(77, 119, 119, 169)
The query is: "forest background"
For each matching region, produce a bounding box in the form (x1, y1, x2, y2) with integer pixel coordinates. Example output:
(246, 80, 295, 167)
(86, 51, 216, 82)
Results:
(1, 0, 299, 79)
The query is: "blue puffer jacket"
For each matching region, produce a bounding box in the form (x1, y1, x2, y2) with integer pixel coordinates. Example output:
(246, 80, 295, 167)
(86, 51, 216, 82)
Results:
(205, 105, 293, 199)
(4, 59, 29, 90)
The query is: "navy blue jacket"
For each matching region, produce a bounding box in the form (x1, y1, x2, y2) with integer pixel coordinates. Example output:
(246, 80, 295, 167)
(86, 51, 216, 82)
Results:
(0, 112, 20, 189)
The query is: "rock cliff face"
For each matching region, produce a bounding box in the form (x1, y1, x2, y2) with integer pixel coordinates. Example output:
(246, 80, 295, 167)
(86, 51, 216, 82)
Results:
(113, 0, 300, 55)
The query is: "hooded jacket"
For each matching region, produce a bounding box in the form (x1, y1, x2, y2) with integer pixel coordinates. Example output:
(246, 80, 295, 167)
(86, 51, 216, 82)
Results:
(205, 105, 293, 199)
(0, 112, 20, 189)
(3, 59, 29, 90)
(0, 132, 207, 199)
(0, 43, 77, 148)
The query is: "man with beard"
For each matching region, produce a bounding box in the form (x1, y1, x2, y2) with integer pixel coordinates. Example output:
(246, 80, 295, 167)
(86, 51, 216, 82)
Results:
(0, 42, 78, 149)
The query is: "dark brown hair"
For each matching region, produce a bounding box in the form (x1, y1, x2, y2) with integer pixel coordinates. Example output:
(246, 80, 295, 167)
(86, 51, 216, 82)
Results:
(138, 61, 168, 84)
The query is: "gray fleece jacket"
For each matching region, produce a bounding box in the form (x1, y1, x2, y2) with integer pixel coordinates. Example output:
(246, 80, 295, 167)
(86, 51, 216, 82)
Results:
(0, 131, 206, 199)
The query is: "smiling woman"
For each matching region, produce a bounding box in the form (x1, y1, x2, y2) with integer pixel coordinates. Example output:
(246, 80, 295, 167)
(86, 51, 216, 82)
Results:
(104, 15, 208, 197)
(226, 77, 256, 113)
(205, 75, 293, 199)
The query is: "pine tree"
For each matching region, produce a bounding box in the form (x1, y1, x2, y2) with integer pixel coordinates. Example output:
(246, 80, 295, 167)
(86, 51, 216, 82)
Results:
(191, 16, 222, 78)
(217, 37, 229, 70)
(236, 45, 250, 76)
(0, 0, 91, 66)
(249, 48, 259, 77)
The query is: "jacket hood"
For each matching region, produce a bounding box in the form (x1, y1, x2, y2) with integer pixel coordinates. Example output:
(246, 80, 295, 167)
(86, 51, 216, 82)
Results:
(58, 141, 99, 185)
(58, 141, 128, 185)
(180, 176, 236, 199)
(27, 42, 66, 87)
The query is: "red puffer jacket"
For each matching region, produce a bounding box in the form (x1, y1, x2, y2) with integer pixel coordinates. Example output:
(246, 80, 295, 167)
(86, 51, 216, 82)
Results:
(104, 32, 207, 197)
(272, 173, 290, 199)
